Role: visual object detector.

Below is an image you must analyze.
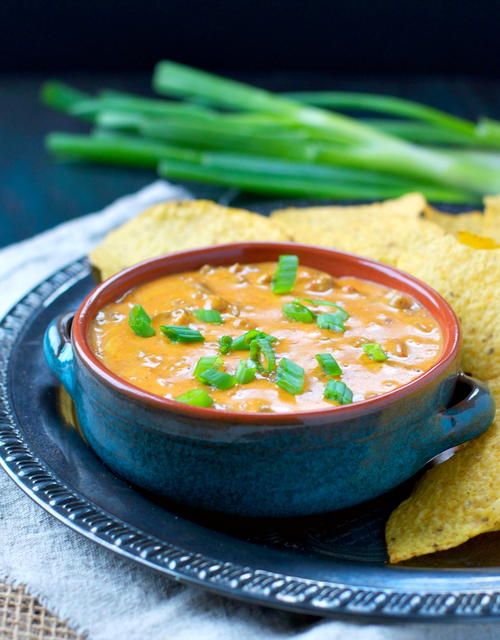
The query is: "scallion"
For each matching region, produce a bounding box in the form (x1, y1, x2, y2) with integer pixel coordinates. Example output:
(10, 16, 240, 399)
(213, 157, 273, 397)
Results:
(362, 342, 388, 362)
(324, 380, 353, 405)
(282, 301, 316, 323)
(249, 337, 276, 374)
(194, 356, 223, 381)
(276, 358, 305, 395)
(231, 329, 277, 351)
(194, 309, 223, 324)
(128, 304, 156, 337)
(199, 368, 236, 390)
(272, 255, 299, 295)
(315, 353, 342, 377)
(218, 335, 233, 354)
(298, 298, 349, 321)
(317, 312, 346, 332)
(175, 388, 214, 407)
(235, 359, 257, 384)
(160, 325, 205, 343)
(154, 61, 500, 195)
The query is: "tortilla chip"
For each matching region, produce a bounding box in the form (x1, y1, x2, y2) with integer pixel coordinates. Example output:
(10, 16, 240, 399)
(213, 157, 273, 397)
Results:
(423, 204, 484, 233)
(270, 193, 441, 265)
(484, 194, 500, 217)
(397, 235, 500, 381)
(388, 234, 500, 563)
(386, 377, 500, 564)
(271, 192, 425, 229)
(90, 200, 290, 280)
(423, 202, 500, 243)
(457, 231, 500, 250)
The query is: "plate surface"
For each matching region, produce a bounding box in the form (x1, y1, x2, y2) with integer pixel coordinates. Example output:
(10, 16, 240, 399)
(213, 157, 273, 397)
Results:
(2, 256, 500, 622)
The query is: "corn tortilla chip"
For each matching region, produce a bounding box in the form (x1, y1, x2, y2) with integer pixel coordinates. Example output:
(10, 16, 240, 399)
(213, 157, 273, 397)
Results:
(388, 233, 500, 562)
(271, 193, 441, 265)
(271, 192, 426, 221)
(484, 194, 500, 217)
(397, 235, 500, 381)
(90, 200, 290, 280)
(423, 202, 500, 243)
(386, 377, 499, 563)
(457, 231, 500, 250)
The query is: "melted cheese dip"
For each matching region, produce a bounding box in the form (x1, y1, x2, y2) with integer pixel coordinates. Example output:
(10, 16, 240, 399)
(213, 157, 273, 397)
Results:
(89, 262, 443, 413)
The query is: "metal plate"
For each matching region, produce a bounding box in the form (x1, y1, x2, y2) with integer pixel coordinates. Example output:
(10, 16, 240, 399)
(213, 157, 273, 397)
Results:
(1, 256, 500, 622)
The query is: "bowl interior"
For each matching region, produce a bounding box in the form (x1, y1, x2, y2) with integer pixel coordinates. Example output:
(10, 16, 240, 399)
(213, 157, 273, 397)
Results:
(72, 242, 460, 423)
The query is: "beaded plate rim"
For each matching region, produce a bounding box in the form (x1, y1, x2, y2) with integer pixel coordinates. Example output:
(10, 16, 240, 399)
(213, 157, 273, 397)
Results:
(1, 257, 500, 623)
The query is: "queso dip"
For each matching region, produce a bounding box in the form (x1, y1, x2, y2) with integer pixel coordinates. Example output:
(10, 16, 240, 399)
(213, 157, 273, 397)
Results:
(89, 258, 443, 413)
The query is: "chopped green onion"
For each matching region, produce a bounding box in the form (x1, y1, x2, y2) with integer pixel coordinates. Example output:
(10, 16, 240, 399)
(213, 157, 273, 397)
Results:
(231, 329, 277, 350)
(324, 380, 353, 404)
(218, 335, 233, 354)
(194, 356, 223, 381)
(193, 309, 223, 324)
(160, 325, 205, 343)
(315, 353, 342, 377)
(282, 301, 316, 323)
(362, 342, 388, 362)
(231, 329, 262, 350)
(249, 337, 276, 374)
(175, 388, 214, 407)
(276, 358, 305, 395)
(128, 304, 156, 337)
(298, 298, 349, 321)
(317, 312, 346, 332)
(235, 359, 257, 384)
(272, 255, 299, 294)
(199, 368, 236, 390)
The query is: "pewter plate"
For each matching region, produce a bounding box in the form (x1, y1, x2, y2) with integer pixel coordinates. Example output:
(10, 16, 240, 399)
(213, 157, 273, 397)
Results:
(1, 256, 500, 623)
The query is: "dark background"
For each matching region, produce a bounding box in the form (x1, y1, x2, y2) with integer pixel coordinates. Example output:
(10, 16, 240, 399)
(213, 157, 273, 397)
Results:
(1, 0, 499, 75)
(1, 1, 499, 248)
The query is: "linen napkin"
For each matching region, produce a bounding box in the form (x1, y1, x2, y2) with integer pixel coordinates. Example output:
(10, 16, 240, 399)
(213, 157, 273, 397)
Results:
(0, 181, 498, 640)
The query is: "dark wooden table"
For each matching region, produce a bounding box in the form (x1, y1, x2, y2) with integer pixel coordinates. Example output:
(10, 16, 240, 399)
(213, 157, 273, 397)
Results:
(1, 71, 499, 249)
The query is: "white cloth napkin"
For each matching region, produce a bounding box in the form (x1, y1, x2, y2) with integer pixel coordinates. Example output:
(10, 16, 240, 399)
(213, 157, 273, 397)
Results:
(0, 181, 498, 640)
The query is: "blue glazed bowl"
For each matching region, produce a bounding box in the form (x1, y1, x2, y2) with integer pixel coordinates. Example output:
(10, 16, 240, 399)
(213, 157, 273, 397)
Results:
(44, 243, 495, 517)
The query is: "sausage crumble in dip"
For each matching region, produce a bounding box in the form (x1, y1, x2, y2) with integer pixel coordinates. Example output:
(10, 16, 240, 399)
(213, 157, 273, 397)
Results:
(89, 256, 444, 413)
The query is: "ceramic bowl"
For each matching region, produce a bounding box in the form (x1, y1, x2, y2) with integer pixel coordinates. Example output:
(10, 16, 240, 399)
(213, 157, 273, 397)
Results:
(44, 243, 495, 517)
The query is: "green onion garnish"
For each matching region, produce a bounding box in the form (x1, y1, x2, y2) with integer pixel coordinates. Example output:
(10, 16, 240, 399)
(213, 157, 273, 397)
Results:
(193, 309, 223, 324)
(175, 388, 214, 407)
(282, 301, 316, 323)
(316, 312, 346, 332)
(218, 335, 233, 354)
(324, 380, 353, 404)
(272, 255, 299, 295)
(315, 353, 342, 377)
(231, 329, 262, 350)
(298, 299, 349, 321)
(128, 304, 155, 337)
(362, 342, 388, 362)
(194, 356, 223, 381)
(199, 368, 236, 390)
(231, 329, 277, 351)
(276, 358, 305, 395)
(160, 325, 205, 343)
(249, 336, 276, 374)
(235, 359, 257, 384)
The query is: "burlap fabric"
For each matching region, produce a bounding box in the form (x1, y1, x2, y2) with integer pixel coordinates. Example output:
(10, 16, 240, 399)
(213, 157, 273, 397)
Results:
(0, 581, 84, 639)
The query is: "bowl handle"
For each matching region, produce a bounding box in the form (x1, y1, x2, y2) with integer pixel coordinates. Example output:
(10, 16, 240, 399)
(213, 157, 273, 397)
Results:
(433, 372, 496, 451)
(43, 312, 76, 397)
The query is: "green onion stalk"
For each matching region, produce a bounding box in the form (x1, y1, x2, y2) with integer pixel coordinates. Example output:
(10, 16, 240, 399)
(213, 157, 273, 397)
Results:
(46, 132, 479, 203)
(284, 91, 478, 137)
(360, 120, 496, 148)
(153, 61, 500, 195)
